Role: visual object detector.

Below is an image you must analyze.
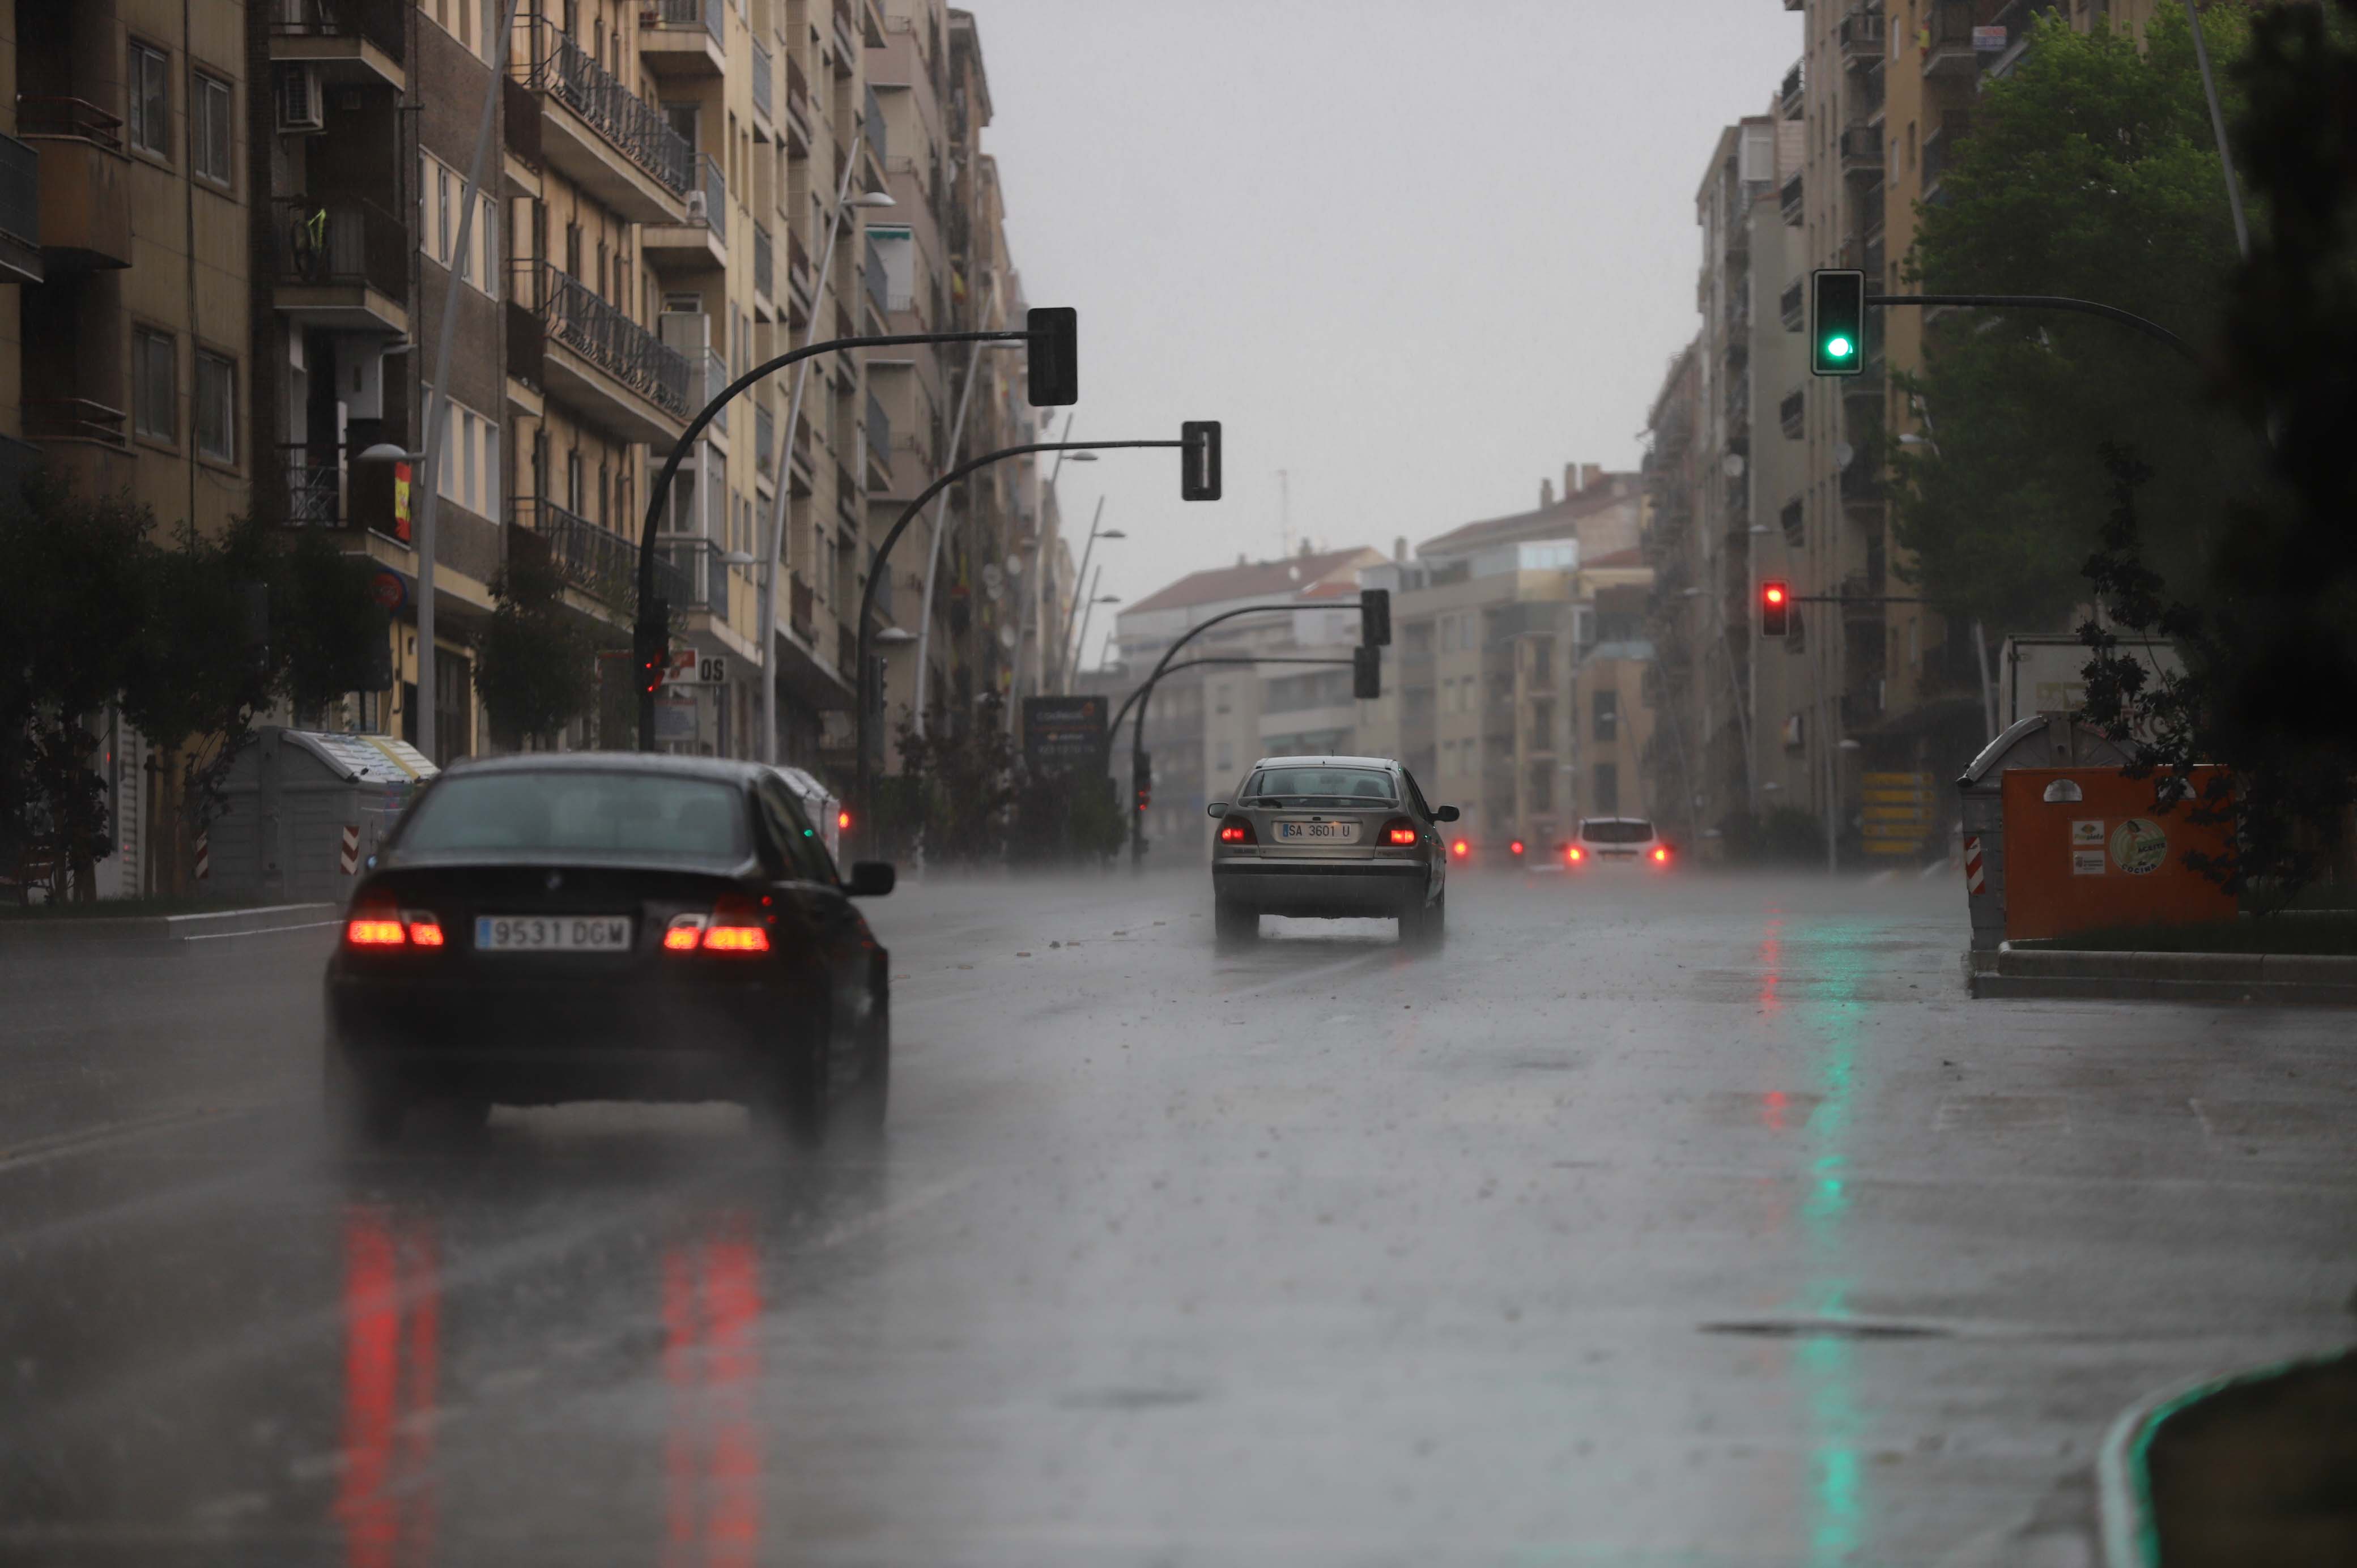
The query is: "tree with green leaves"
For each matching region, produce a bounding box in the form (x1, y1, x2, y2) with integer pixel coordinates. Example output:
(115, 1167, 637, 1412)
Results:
(476, 556, 599, 748)
(1895, 6, 2264, 634)
(2081, 2, 2357, 900)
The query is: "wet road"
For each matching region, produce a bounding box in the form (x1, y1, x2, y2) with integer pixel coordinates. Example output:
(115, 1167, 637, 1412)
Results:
(3, 868, 2354, 1566)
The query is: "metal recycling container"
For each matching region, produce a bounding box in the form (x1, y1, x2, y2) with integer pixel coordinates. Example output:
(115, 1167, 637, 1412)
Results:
(1954, 713, 2131, 951)
(206, 729, 439, 905)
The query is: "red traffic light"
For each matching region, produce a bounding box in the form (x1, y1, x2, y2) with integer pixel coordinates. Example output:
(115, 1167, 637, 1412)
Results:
(1760, 579, 1790, 637)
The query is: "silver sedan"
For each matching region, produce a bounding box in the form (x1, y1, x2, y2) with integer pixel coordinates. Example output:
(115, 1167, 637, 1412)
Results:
(1207, 755, 1458, 947)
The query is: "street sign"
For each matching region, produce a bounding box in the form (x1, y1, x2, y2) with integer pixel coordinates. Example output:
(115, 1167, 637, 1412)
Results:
(1973, 25, 2007, 50)
(1022, 695, 1108, 773)
(667, 649, 727, 685)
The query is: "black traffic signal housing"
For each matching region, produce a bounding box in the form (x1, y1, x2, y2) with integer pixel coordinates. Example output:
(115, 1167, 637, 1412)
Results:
(1134, 752, 1152, 812)
(1811, 270, 1865, 377)
(635, 607, 671, 695)
(1352, 645, 1381, 701)
(1181, 420, 1221, 501)
(1026, 307, 1078, 406)
(1359, 587, 1391, 648)
(1760, 580, 1790, 637)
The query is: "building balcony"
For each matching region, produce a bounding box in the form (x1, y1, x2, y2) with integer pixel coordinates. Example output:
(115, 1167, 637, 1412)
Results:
(785, 223, 815, 323)
(1922, 110, 1972, 201)
(656, 535, 731, 621)
(1780, 59, 1803, 120)
(1924, 0, 1981, 78)
(514, 22, 692, 224)
(700, 349, 731, 446)
(863, 390, 891, 488)
(516, 261, 692, 446)
(789, 572, 816, 644)
(862, 235, 888, 317)
(24, 398, 133, 499)
(1779, 388, 1805, 440)
(640, 0, 725, 76)
(750, 35, 775, 140)
(267, 0, 405, 91)
(1837, 123, 1883, 184)
(517, 497, 684, 619)
(832, 0, 859, 72)
(782, 50, 814, 156)
(752, 222, 776, 318)
(272, 199, 410, 334)
(0, 134, 40, 285)
(18, 100, 129, 272)
(1779, 277, 1805, 332)
(643, 154, 727, 272)
(280, 445, 345, 527)
(1839, 5, 1886, 67)
(1779, 171, 1803, 227)
(756, 400, 777, 489)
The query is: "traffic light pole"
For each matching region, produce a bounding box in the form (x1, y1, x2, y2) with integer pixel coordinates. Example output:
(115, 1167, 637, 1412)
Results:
(1121, 597, 1384, 866)
(1866, 293, 2197, 364)
(854, 438, 1190, 858)
(633, 327, 1041, 752)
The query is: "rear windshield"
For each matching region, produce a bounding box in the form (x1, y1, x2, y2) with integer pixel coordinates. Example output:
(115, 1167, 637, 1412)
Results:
(395, 772, 751, 863)
(1580, 819, 1657, 844)
(1241, 767, 1397, 807)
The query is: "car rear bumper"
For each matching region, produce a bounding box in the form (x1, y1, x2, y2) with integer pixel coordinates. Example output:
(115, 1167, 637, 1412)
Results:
(1214, 858, 1426, 917)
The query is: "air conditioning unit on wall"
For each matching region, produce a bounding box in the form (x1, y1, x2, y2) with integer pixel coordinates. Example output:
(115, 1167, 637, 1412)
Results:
(276, 65, 324, 133)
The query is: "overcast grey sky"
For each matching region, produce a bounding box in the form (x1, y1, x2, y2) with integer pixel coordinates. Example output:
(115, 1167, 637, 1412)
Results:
(971, 0, 1800, 663)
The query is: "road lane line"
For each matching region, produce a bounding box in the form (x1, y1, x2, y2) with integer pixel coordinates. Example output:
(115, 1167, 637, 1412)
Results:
(180, 919, 343, 942)
(0, 1098, 289, 1174)
(809, 1170, 981, 1251)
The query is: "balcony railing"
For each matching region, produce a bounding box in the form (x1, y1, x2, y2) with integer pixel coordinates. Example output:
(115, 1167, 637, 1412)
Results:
(18, 97, 124, 152)
(784, 50, 812, 143)
(521, 23, 694, 195)
(1924, 0, 1979, 75)
(1780, 60, 1803, 120)
(1838, 123, 1883, 181)
(655, 535, 728, 617)
(863, 83, 886, 162)
(23, 398, 127, 447)
(1839, 4, 1886, 64)
(647, 0, 725, 46)
(691, 153, 727, 246)
(1922, 111, 1972, 197)
(1779, 171, 1802, 227)
(750, 35, 773, 122)
(1780, 277, 1805, 331)
(703, 349, 730, 432)
(756, 400, 776, 478)
(268, 0, 406, 62)
(524, 262, 693, 419)
(753, 221, 774, 299)
(1779, 389, 1805, 440)
(274, 198, 408, 295)
(787, 223, 813, 302)
(863, 235, 888, 314)
(0, 134, 36, 249)
(280, 446, 343, 525)
(521, 497, 686, 613)
(865, 390, 890, 467)
(789, 572, 816, 642)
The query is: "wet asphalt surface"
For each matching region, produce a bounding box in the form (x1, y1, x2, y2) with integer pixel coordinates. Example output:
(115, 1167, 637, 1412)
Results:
(2, 867, 2354, 1567)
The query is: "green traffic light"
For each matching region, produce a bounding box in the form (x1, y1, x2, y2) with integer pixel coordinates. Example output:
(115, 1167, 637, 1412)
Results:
(1825, 335, 1853, 360)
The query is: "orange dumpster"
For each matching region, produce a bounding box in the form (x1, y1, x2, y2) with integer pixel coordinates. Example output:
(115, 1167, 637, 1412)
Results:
(1999, 766, 2236, 943)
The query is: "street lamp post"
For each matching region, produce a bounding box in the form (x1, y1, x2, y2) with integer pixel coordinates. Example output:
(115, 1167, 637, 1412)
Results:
(853, 432, 1215, 854)
(755, 142, 894, 766)
(1056, 501, 1126, 693)
(1002, 434, 1091, 734)
(1066, 576, 1120, 689)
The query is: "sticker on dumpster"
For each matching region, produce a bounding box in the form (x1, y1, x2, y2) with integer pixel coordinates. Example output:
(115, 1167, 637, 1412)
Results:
(2109, 817, 2168, 875)
(2072, 849, 2107, 876)
(2070, 819, 2105, 846)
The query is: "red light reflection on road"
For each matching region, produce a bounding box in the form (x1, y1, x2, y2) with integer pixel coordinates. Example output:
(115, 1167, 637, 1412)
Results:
(334, 1207, 439, 1568)
(1763, 1089, 1790, 1131)
(1757, 915, 1784, 1016)
(664, 1220, 764, 1568)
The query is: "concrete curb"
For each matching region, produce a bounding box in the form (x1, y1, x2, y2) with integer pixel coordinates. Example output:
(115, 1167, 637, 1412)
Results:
(2097, 1349, 2357, 1568)
(1967, 945, 2357, 1005)
(0, 903, 338, 946)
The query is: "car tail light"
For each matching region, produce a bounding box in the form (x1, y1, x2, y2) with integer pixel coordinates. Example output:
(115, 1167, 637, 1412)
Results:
(1218, 815, 1257, 845)
(1380, 818, 1418, 847)
(837, 809, 852, 831)
(1567, 845, 1585, 864)
(405, 913, 445, 947)
(1450, 839, 1470, 859)
(1652, 846, 1671, 864)
(345, 907, 407, 946)
(1509, 840, 1525, 858)
(669, 895, 774, 954)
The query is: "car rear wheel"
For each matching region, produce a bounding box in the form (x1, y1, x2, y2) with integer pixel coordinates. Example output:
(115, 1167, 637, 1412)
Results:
(1214, 897, 1259, 947)
(325, 1041, 406, 1146)
(754, 984, 836, 1148)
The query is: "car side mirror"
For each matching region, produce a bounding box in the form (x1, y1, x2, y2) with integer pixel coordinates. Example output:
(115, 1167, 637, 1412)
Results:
(1205, 802, 1229, 819)
(846, 861, 896, 898)
(1433, 805, 1461, 823)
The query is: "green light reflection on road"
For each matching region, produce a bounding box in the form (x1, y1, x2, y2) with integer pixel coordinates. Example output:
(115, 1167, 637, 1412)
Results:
(1795, 923, 1868, 1565)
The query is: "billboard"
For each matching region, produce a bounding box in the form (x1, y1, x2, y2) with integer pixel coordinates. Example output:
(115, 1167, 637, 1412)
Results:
(1023, 696, 1108, 773)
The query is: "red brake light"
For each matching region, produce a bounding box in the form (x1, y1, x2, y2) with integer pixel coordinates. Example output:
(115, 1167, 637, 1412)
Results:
(1567, 845, 1584, 863)
(837, 809, 852, 830)
(346, 914, 406, 946)
(663, 916, 706, 951)
(1377, 817, 1418, 847)
(405, 913, 445, 947)
(697, 894, 772, 953)
(1510, 840, 1525, 856)
(1652, 846, 1670, 863)
(1219, 815, 1257, 845)
(1450, 840, 1469, 858)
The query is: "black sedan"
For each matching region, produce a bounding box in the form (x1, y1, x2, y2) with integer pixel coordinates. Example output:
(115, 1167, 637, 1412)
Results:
(324, 754, 894, 1144)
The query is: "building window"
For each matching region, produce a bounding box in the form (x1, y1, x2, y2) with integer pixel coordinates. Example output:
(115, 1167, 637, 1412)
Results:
(129, 41, 170, 159)
(192, 71, 232, 186)
(194, 350, 236, 464)
(1594, 761, 1619, 815)
(133, 328, 176, 444)
(1593, 689, 1619, 743)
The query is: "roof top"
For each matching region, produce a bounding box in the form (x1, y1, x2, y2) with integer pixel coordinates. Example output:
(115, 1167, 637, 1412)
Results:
(1585, 545, 1647, 569)
(1249, 755, 1398, 770)
(441, 752, 773, 783)
(1124, 546, 1382, 617)
(1419, 476, 1637, 557)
